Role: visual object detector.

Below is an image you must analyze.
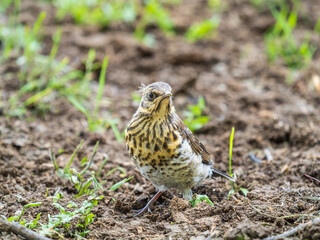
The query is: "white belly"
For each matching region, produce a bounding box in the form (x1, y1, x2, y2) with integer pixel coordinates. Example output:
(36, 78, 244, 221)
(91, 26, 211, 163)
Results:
(137, 139, 212, 195)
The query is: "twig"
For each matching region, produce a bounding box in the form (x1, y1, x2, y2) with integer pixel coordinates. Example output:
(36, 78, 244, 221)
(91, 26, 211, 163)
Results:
(263, 217, 320, 240)
(249, 153, 262, 164)
(304, 174, 320, 184)
(264, 148, 273, 161)
(0, 218, 51, 240)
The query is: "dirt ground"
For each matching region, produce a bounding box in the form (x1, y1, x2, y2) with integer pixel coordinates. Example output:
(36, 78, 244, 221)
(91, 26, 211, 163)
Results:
(1, 0, 320, 239)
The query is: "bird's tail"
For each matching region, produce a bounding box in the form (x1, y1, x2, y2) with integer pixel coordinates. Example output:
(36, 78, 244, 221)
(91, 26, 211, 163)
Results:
(211, 168, 236, 182)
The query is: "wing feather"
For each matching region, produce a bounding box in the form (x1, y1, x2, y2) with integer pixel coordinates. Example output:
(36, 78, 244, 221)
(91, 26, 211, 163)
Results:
(173, 113, 213, 165)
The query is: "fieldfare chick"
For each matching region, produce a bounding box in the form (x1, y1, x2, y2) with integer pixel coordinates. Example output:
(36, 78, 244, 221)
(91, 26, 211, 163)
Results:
(125, 82, 235, 216)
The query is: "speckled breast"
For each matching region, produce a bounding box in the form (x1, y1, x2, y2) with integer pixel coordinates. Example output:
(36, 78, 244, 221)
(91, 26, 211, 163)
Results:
(126, 117, 182, 167)
(125, 117, 209, 191)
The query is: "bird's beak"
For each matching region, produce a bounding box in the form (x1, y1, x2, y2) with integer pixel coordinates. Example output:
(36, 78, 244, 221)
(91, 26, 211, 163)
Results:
(162, 93, 172, 99)
(155, 93, 172, 112)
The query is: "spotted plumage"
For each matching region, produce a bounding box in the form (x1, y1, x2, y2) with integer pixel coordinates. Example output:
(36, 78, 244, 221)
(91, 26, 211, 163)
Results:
(125, 82, 235, 216)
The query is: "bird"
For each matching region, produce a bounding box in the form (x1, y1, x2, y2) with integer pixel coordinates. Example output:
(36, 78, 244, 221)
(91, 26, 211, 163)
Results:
(125, 82, 235, 216)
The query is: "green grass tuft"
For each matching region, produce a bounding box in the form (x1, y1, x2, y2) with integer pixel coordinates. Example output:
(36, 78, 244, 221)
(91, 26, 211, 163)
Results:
(183, 96, 210, 132)
(190, 194, 214, 207)
(186, 16, 220, 42)
(54, 0, 136, 27)
(264, 1, 316, 70)
(134, 0, 174, 46)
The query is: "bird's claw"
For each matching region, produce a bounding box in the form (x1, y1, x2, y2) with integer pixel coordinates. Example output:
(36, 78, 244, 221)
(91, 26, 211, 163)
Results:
(131, 206, 151, 216)
(131, 191, 163, 217)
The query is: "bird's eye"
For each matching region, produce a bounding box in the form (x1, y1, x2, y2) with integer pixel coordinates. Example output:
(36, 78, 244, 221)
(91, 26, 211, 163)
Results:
(148, 92, 157, 100)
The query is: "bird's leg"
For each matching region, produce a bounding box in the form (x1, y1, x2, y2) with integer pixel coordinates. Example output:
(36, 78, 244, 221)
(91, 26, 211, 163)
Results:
(182, 189, 193, 200)
(133, 190, 163, 217)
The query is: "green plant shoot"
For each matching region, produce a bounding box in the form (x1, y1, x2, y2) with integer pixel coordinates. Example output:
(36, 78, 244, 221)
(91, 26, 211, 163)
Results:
(190, 194, 214, 207)
(229, 127, 235, 177)
(183, 96, 210, 132)
(186, 16, 220, 42)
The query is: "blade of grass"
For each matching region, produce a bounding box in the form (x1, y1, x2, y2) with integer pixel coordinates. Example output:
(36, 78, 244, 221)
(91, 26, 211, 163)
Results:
(108, 120, 123, 143)
(24, 87, 52, 106)
(65, 140, 84, 170)
(229, 127, 235, 177)
(83, 49, 96, 83)
(74, 179, 93, 199)
(109, 176, 133, 191)
(94, 56, 108, 118)
(32, 11, 46, 36)
(17, 202, 42, 221)
(315, 16, 320, 33)
(80, 141, 99, 176)
(106, 167, 127, 178)
(49, 29, 61, 61)
(97, 154, 109, 177)
(91, 172, 104, 191)
(67, 95, 90, 119)
(49, 150, 59, 171)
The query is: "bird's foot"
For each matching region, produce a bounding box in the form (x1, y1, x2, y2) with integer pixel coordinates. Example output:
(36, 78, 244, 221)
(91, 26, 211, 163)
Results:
(132, 190, 163, 217)
(131, 206, 151, 217)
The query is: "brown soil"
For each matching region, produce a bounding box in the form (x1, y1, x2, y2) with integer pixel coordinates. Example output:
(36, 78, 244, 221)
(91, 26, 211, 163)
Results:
(1, 0, 320, 239)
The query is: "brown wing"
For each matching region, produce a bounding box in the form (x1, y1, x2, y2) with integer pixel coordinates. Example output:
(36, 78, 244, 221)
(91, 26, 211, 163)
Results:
(174, 114, 213, 165)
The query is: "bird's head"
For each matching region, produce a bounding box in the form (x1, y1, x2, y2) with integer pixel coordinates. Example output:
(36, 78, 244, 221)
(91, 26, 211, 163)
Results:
(137, 82, 174, 117)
